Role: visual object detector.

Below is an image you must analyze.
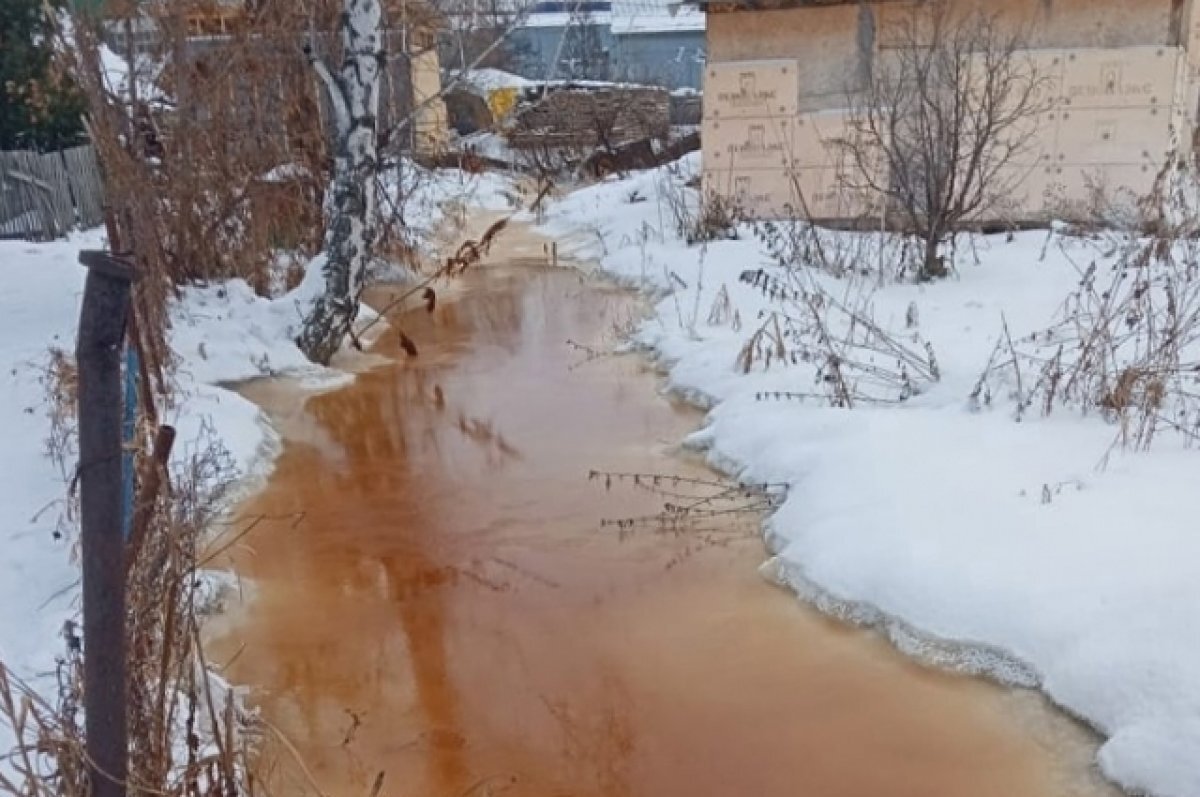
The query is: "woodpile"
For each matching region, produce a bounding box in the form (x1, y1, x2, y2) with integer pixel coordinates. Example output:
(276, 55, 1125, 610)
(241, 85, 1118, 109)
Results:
(506, 85, 670, 151)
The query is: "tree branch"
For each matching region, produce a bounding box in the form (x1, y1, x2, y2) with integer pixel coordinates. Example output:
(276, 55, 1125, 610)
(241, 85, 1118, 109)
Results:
(306, 41, 350, 136)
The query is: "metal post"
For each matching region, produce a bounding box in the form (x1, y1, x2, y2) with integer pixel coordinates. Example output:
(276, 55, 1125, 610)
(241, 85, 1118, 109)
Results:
(76, 250, 135, 797)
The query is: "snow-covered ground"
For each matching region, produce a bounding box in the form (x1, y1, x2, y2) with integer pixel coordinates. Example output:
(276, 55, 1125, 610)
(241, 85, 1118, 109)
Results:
(534, 154, 1200, 797)
(0, 161, 515, 766)
(0, 232, 99, 756)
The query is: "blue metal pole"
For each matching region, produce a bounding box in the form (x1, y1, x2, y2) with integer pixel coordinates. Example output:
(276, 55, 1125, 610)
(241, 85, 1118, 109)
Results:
(121, 343, 138, 540)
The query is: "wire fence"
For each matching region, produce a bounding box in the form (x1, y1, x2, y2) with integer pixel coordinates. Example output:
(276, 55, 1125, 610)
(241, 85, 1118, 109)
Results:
(0, 145, 106, 241)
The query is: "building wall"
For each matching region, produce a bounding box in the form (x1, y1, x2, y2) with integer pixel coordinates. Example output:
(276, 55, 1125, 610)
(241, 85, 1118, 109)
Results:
(703, 0, 1198, 222)
(611, 31, 707, 89)
(410, 47, 449, 153)
(508, 23, 706, 88)
(509, 24, 618, 82)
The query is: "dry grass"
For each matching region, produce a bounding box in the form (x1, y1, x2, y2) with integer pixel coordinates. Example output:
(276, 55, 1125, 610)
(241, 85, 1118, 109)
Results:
(0, 419, 266, 797)
(56, 6, 332, 388)
(974, 161, 1200, 453)
(732, 260, 940, 408)
(658, 166, 740, 246)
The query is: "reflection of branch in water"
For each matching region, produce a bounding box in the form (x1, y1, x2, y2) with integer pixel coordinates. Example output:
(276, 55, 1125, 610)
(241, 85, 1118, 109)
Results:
(487, 556, 562, 590)
(541, 676, 635, 797)
(459, 772, 520, 796)
(455, 412, 523, 461)
(566, 338, 613, 371)
(341, 708, 363, 746)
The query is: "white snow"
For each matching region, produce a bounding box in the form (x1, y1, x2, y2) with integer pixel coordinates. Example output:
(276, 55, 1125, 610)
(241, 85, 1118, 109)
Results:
(0, 250, 345, 768)
(535, 154, 1200, 797)
(0, 233, 99, 758)
(450, 67, 538, 95)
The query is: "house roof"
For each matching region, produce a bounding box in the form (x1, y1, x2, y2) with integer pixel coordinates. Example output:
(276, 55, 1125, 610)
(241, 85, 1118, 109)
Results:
(688, 0, 859, 8)
(610, 0, 704, 33)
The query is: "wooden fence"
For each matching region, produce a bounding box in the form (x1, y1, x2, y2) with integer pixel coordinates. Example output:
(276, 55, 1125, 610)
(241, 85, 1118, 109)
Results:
(0, 145, 106, 241)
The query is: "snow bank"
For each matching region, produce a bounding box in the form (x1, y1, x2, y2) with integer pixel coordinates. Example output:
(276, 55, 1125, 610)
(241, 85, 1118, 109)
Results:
(537, 157, 1200, 797)
(382, 158, 518, 249)
(0, 232, 100, 754)
(0, 242, 338, 759)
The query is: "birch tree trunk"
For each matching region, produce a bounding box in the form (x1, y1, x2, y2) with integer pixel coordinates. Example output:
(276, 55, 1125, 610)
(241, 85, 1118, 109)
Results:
(296, 0, 384, 364)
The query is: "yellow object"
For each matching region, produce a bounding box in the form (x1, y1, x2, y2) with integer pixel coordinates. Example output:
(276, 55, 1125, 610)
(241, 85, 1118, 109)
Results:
(487, 87, 519, 120)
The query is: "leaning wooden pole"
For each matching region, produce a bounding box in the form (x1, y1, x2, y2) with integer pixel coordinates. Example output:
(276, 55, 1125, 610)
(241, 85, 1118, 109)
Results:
(76, 250, 135, 797)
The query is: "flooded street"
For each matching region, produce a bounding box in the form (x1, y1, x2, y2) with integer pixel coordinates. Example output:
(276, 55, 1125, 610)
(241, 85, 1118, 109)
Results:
(208, 231, 1114, 797)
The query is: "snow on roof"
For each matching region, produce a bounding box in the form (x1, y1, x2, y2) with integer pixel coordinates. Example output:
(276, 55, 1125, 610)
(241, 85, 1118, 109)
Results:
(609, 0, 705, 33)
(519, 10, 613, 27)
(508, 0, 703, 31)
(451, 68, 538, 94)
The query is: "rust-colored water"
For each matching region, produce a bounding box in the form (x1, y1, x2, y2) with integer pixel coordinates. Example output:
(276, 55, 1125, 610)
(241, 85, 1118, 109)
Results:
(209, 244, 1113, 797)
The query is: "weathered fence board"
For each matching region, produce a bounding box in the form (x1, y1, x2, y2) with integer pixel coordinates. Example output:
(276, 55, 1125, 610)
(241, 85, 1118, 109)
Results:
(0, 145, 105, 241)
(63, 146, 106, 230)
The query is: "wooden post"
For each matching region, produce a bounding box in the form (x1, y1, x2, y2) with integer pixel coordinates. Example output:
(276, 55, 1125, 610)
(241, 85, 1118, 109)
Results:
(76, 250, 135, 797)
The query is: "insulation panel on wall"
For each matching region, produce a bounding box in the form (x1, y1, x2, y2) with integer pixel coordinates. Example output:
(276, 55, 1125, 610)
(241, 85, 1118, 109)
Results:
(1060, 46, 1180, 109)
(702, 167, 797, 218)
(704, 59, 800, 119)
(703, 116, 797, 169)
(1054, 106, 1177, 165)
(1045, 163, 1162, 214)
(792, 109, 857, 171)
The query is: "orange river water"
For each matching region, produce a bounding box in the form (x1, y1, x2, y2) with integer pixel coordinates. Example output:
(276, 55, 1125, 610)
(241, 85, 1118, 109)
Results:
(206, 232, 1117, 797)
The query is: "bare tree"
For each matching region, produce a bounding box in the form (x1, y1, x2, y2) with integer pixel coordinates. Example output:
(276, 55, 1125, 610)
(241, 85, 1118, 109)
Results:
(842, 1, 1049, 281)
(296, 0, 385, 364)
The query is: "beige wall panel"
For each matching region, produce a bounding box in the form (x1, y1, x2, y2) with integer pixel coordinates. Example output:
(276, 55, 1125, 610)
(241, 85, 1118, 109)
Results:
(1045, 163, 1161, 213)
(1054, 106, 1177, 164)
(1186, 0, 1200, 119)
(703, 0, 1186, 222)
(805, 169, 881, 220)
(708, 5, 863, 112)
(874, 0, 1173, 51)
(412, 49, 448, 153)
(1022, 49, 1069, 110)
(703, 167, 798, 219)
(987, 165, 1076, 220)
(1060, 46, 1180, 109)
(704, 60, 800, 119)
(994, 108, 1061, 166)
(704, 164, 880, 221)
(703, 116, 797, 170)
(793, 109, 856, 170)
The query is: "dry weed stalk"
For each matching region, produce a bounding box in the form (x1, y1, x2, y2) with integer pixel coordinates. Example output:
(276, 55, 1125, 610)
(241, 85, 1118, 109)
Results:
(4, 350, 271, 797)
(1, 422, 268, 797)
(976, 162, 1200, 451)
(735, 262, 939, 407)
(658, 164, 740, 245)
(58, 4, 334, 386)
